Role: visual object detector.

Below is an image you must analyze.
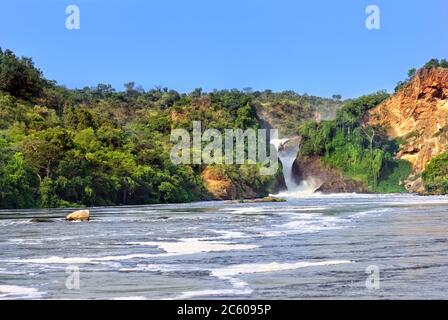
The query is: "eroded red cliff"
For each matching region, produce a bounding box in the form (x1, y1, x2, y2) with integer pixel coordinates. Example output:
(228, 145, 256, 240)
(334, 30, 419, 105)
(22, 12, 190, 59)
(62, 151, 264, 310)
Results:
(367, 67, 448, 192)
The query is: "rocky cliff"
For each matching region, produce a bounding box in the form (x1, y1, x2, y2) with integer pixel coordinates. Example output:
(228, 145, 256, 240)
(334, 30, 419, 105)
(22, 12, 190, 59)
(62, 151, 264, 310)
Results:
(366, 67, 448, 192)
(292, 156, 369, 193)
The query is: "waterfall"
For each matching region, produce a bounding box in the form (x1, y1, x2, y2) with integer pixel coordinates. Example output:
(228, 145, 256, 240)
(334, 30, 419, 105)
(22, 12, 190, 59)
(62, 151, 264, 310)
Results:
(271, 138, 320, 197)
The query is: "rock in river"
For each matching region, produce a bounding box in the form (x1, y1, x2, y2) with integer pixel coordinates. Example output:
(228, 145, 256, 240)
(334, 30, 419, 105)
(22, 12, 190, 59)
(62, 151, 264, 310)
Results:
(29, 218, 54, 223)
(66, 210, 90, 221)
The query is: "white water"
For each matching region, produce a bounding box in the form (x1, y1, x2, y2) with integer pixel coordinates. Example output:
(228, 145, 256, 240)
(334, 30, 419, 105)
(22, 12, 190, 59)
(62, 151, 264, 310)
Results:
(271, 138, 319, 197)
(7, 239, 258, 265)
(2, 194, 448, 299)
(0, 285, 45, 299)
(211, 260, 352, 278)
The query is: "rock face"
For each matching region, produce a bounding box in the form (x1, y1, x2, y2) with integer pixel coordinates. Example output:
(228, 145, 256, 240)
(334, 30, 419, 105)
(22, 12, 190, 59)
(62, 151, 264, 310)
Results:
(201, 165, 286, 200)
(366, 67, 448, 192)
(202, 167, 236, 200)
(201, 167, 256, 200)
(292, 156, 369, 193)
(66, 210, 90, 221)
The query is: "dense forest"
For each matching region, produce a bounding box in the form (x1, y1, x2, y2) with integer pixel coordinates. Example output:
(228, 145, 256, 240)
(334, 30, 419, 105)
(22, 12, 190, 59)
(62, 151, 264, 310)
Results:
(0, 48, 341, 209)
(2, 48, 447, 209)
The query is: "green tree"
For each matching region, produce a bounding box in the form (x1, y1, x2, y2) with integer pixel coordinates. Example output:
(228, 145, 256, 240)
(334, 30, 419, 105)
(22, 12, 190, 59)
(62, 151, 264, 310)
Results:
(440, 59, 448, 68)
(423, 152, 448, 194)
(332, 94, 342, 100)
(407, 68, 416, 78)
(0, 48, 46, 99)
(424, 59, 440, 69)
(0, 151, 38, 208)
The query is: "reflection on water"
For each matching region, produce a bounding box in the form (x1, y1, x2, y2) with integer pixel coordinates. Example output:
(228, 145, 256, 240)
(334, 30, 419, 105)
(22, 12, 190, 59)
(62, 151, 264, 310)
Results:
(1, 193, 448, 299)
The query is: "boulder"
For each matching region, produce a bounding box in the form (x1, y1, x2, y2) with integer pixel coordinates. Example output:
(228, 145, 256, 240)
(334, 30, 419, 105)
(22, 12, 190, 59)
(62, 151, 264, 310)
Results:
(66, 210, 90, 221)
(406, 176, 426, 194)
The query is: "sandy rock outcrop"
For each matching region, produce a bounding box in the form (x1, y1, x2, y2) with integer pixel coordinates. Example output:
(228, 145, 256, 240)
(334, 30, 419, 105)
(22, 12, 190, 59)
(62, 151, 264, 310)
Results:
(201, 167, 258, 200)
(66, 210, 90, 221)
(366, 67, 448, 192)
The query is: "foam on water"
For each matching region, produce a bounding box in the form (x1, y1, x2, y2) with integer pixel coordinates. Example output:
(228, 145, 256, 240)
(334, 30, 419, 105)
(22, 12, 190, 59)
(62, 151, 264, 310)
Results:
(8, 256, 97, 264)
(212, 260, 352, 278)
(174, 287, 253, 299)
(349, 207, 393, 218)
(275, 180, 322, 198)
(7, 239, 43, 245)
(207, 230, 249, 240)
(251, 212, 346, 238)
(276, 218, 342, 234)
(0, 220, 32, 227)
(175, 260, 352, 299)
(119, 264, 174, 272)
(0, 285, 45, 299)
(112, 296, 147, 300)
(126, 239, 258, 256)
(5, 238, 258, 265)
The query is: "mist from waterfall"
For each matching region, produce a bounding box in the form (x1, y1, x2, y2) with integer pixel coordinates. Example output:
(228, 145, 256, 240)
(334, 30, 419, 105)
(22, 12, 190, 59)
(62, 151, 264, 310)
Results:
(271, 138, 320, 197)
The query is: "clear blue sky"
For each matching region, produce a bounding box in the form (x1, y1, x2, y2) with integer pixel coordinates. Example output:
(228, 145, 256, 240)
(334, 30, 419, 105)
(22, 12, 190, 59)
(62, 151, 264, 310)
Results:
(1, 0, 447, 98)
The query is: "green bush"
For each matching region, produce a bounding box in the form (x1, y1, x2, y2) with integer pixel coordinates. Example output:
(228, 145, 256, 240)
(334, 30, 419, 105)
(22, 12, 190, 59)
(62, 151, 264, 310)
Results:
(423, 153, 448, 194)
(0, 48, 47, 99)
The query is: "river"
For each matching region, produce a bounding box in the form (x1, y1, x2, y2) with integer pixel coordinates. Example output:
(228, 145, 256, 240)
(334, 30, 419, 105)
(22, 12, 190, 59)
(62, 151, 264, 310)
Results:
(1, 193, 448, 299)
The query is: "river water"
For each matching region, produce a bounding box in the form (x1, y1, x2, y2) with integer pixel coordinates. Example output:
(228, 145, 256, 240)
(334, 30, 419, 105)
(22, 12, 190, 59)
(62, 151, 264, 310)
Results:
(1, 193, 448, 300)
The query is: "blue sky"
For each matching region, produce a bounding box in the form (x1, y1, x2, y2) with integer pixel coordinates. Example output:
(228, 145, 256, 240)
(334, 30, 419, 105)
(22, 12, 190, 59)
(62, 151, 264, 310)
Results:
(1, 0, 447, 98)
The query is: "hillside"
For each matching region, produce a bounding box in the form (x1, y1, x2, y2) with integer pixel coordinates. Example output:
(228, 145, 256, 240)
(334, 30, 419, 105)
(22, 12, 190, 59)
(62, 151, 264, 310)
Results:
(2, 47, 447, 209)
(295, 61, 448, 195)
(297, 91, 407, 193)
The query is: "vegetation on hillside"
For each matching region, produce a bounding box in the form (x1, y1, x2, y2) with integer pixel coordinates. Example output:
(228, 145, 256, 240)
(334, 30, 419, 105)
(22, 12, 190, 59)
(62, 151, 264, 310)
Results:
(2, 48, 446, 208)
(299, 91, 412, 192)
(423, 152, 448, 194)
(253, 90, 342, 136)
(298, 59, 448, 194)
